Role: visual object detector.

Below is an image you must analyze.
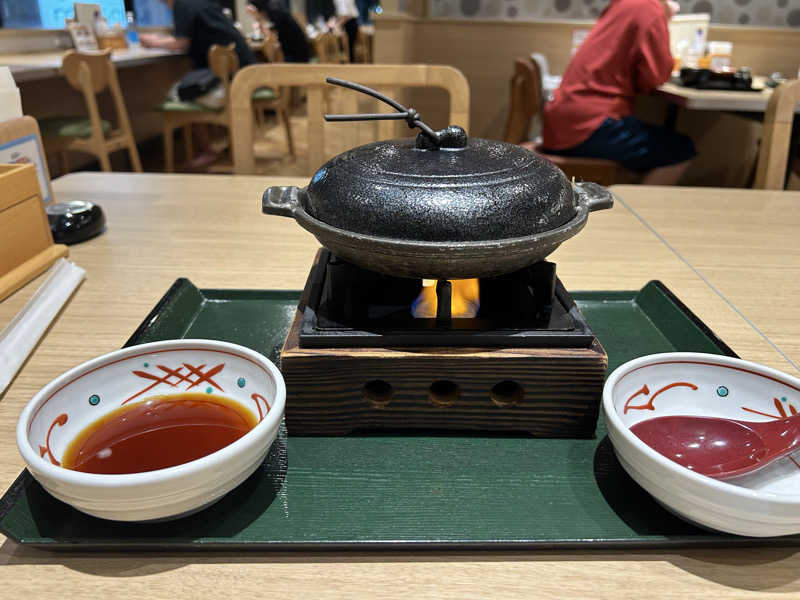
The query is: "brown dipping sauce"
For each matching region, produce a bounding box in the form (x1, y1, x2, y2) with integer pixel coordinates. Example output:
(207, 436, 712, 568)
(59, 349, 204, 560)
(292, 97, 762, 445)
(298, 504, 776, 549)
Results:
(62, 393, 257, 474)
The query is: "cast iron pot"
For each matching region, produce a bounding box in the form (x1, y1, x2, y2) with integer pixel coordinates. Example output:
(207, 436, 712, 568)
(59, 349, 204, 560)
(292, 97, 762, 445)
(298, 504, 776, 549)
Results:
(262, 126, 615, 280)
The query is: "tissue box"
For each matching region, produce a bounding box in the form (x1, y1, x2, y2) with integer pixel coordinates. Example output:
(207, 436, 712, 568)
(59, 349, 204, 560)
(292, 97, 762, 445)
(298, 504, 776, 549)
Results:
(0, 67, 22, 123)
(0, 163, 67, 301)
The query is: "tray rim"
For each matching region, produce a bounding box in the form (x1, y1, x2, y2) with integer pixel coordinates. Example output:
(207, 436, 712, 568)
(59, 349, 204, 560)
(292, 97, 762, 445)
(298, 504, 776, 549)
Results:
(7, 279, 783, 552)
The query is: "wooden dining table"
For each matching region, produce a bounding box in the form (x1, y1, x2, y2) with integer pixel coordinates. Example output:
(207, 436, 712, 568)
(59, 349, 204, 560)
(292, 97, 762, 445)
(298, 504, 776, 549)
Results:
(651, 79, 800, 189)
(654, 79, 793, 113)
(1, 46, 186, 83)
(1, 172, 799, 597)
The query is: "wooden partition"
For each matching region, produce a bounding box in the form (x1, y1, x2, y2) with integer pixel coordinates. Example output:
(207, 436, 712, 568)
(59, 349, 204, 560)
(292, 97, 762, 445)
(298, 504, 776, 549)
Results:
(230, 63, 470, 175)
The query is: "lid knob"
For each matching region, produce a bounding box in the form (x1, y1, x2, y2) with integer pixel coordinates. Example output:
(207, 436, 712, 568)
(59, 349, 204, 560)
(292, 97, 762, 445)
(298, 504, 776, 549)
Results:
(416, 125, 467, 150)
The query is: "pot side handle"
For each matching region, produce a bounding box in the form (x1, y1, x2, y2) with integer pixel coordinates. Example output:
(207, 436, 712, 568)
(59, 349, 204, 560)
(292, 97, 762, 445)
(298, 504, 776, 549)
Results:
(262, 186, 305, 218)
(573, 181, 615, 212)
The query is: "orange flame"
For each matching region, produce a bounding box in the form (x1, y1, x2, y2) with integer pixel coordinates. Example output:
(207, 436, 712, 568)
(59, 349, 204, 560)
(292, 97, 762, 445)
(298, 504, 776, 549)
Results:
(411, 279, 480, 319)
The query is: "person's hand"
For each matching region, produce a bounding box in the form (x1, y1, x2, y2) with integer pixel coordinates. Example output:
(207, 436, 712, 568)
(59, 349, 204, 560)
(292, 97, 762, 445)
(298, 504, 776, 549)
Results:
(665, 0, 680, 18)
(139, 33, 160, 48)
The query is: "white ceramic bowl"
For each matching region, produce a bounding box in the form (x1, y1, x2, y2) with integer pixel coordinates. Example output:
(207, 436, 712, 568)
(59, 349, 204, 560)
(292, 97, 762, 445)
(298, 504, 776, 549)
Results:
(17, 339, 285, 522)
(603, 352, 800, 537)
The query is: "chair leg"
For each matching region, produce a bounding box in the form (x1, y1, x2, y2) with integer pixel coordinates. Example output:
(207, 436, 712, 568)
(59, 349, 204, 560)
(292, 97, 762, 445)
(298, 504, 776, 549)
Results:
(128, 141, 143, 173)
(183, 125, 193, 162)
(95, 146, 112, 172)
(279, 108, 295, 157)
(164, 123, 175, 173)
(59, 150, 69, 176)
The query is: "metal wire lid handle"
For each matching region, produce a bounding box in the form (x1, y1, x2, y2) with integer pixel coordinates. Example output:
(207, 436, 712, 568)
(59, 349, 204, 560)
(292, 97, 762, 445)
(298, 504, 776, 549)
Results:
(323, 77, 441, 145)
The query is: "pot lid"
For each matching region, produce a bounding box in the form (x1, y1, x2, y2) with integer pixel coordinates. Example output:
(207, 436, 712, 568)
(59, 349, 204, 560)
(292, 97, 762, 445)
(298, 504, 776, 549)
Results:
(306, 131, 575, 242)
(302, 78, 577, 243)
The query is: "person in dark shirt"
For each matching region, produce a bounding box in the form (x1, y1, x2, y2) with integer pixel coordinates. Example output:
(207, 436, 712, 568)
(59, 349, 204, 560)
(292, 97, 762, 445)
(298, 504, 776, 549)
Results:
(140, 0, 255, 69)
(141, 0, 255, 169)
(248, 0, 310, 63)
(306, 0, 335, 28)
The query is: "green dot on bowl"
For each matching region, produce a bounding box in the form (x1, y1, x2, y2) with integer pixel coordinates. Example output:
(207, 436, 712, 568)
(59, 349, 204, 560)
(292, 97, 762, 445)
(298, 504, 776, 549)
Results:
(89, 394, 100, 406)
(206, 387, 213, 394)
(144, 362, 149, 367)
(716, 386, 729, 397)
(237, 377, 246, 388)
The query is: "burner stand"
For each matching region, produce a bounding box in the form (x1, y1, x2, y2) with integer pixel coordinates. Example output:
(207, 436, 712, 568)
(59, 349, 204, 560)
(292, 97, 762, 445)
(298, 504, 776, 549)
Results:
(298, 250, 596, 348)
(280, 250, 608, 436)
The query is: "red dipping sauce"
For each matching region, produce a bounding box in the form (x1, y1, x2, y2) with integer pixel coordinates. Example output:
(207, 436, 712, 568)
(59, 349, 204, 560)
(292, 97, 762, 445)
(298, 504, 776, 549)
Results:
(62, 393, 257, 474)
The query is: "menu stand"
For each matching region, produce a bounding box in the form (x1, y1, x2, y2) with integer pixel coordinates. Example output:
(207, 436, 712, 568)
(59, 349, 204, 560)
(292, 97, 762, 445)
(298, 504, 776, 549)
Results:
(0, 163, 67, 301)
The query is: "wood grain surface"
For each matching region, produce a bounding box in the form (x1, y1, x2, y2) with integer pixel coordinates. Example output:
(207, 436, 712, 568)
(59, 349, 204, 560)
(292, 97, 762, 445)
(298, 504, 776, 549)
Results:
(0, 173, 799, 597)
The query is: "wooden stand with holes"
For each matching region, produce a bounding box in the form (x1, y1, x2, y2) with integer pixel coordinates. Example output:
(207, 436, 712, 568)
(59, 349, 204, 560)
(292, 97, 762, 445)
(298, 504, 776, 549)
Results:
(280, 250, 608, 437)
(0, 163, 68, 301)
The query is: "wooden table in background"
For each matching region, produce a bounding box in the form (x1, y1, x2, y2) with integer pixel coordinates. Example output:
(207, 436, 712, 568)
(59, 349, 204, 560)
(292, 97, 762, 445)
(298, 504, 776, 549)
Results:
(1, 47, 186, 83)
(1, 173, 799, 598)
(654, 80, 788, 113)
(651, 80, 800, 188)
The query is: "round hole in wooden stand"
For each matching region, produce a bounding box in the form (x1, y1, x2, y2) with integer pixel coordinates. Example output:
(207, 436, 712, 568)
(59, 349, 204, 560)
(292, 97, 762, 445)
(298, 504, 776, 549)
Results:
(491, 380, 523, 407)
(429, 380, 459, 407)
(363, 379, 394, 407)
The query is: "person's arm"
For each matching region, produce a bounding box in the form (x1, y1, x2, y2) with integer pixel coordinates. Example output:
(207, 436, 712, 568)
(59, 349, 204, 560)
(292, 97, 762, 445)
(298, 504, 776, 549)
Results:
(141, 0, 192, 52)
(139, 33, 190, 51)
(634, 16, 674, 93)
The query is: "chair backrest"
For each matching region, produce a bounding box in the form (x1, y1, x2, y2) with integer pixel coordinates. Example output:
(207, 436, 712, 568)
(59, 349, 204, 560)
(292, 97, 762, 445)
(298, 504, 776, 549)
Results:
(62, 49, 113, 92)
(230, 63, 470, 175)
(503, 57, 543, 144)
(261, 30, 285, 63)
(754, 79, 800, 190)
(352, 28, 372, 64)
(313, 31, 346, 64)
(333, 30, 350, 64)
(208, 43, 240, 102)
(60, 49, 133, 141)
(292, 11, 308, 30)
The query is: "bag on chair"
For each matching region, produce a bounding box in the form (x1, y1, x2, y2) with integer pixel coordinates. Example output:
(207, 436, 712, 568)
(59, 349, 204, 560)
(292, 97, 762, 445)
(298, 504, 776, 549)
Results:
(174, 69, 220, 101)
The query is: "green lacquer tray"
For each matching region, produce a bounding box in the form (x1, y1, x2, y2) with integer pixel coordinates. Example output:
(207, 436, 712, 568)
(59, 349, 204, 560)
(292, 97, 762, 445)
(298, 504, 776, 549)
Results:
(3, 279, 799, 550)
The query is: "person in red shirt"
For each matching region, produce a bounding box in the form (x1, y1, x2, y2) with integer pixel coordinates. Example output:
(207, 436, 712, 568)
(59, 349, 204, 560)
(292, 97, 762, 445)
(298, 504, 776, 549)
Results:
(541, 0, 695, 185)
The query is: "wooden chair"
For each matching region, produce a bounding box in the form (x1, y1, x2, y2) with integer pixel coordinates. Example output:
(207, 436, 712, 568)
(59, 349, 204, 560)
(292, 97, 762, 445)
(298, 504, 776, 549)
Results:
(352, 28, 373, 64)
(754, 79, 800, 190)
(313, 31, 348, 63)
(230, 64, 470, 175)
(40, 49, 141, 174)
(334, 30, 351, 63)
(503, 57, 620, 186)
(254, 31, 295, 156)
(157, 44, 294, 172)
(292, 11, 308, 30)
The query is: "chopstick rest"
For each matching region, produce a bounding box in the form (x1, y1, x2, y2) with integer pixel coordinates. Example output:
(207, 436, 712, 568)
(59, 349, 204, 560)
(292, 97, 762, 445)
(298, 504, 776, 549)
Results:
(0, 258, 86, 394)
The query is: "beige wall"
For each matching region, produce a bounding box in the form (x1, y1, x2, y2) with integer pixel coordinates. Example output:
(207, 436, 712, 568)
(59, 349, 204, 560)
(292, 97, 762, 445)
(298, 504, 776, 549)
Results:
(429, 0, 800, 27)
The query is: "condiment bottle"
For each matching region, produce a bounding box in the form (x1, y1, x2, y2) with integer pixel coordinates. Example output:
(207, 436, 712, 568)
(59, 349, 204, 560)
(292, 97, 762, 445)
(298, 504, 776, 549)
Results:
(708, 41, 733, 72)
